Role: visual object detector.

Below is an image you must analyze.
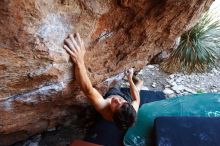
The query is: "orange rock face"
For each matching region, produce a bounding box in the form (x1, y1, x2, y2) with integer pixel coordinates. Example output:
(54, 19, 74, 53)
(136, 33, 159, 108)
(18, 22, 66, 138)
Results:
(0, 0, 213, 145)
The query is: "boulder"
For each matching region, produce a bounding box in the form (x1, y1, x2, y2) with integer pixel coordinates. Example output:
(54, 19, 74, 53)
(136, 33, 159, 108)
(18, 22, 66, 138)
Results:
(0, 0, 213, 145)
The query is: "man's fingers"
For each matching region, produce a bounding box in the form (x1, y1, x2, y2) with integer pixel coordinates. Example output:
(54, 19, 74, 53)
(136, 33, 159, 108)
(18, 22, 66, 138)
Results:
(128, 68, 134, 74)
(64, 45, 76, 57)
(69, 34, 80, 52)
(76, 33, 86, 51)
(124, 69, 129, 76)
(64, 45, 77, 63)
(124, 68, 134, 76)
(63, 45, 73, 55)
(71, 57, 77, 63)
(64, 39, 75, 51)
(76, 33, 83, 47)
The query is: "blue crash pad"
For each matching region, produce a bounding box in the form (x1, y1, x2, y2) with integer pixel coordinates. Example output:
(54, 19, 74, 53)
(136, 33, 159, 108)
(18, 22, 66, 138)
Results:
(154, 117, 220, 146)
(124, 93, 220, 146)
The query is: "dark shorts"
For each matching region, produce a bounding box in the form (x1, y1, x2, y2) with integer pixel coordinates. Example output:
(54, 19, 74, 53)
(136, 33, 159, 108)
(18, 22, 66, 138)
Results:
(104, 87, 166, 107)
(104, 87, 132, 103)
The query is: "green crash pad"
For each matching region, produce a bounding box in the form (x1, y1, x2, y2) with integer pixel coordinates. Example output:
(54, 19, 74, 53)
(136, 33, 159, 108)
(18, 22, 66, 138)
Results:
(123, 93, 220, 146)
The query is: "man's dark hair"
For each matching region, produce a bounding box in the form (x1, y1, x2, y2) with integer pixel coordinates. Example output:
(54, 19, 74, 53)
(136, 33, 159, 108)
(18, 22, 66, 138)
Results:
(113, 102, 137, 131)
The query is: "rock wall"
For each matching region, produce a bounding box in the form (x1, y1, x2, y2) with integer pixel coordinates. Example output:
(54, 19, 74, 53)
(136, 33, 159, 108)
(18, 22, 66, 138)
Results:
(0, 0, 213, 145)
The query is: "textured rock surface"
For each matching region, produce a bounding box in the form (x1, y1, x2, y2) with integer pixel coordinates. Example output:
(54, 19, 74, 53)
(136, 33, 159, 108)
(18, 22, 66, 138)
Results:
(0, 0, 213, 145)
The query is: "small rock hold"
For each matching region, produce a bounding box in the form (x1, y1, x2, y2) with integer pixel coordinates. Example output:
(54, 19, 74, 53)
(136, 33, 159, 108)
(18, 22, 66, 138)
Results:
(141, 86, 149, 90)
(147, 65, 155, 69)
(151, 82, 156, 88)
(184, 87, 196, 94)
(175, 90, 181, 94)
(163, 88, 175, 95)
(211, 89, 218, 93)
(211, 68, 218, 74)
(175, 78, 183, 83)
(171, 85, 186, 92)
(47, 127, 56, 131)
(165, 84, 171, 88)
(169, 74, 175, 79)
(138, 70, 143, 75)
(170, 81, 177, 86)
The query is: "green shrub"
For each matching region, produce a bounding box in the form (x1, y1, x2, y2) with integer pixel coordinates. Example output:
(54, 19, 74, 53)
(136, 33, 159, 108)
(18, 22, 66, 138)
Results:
(161, 10, 220, 73)
(196, 89, 205, 94)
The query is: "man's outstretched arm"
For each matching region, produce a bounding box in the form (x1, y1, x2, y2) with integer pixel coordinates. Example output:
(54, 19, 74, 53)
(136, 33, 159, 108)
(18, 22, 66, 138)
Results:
(125, 69, 142, 112)
(63, 33, 105, 111)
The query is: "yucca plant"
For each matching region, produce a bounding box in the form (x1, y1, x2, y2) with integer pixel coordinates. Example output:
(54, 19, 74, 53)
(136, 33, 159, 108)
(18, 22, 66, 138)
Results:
(161, 10, 220, 73)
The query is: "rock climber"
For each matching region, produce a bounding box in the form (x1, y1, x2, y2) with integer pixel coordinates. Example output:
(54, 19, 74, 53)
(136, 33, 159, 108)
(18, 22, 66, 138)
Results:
(63, 33, 143, 131)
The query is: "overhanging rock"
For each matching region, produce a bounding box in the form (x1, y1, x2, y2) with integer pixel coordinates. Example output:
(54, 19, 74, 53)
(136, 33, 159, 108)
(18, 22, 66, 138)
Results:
(0, 0, 213, 145)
